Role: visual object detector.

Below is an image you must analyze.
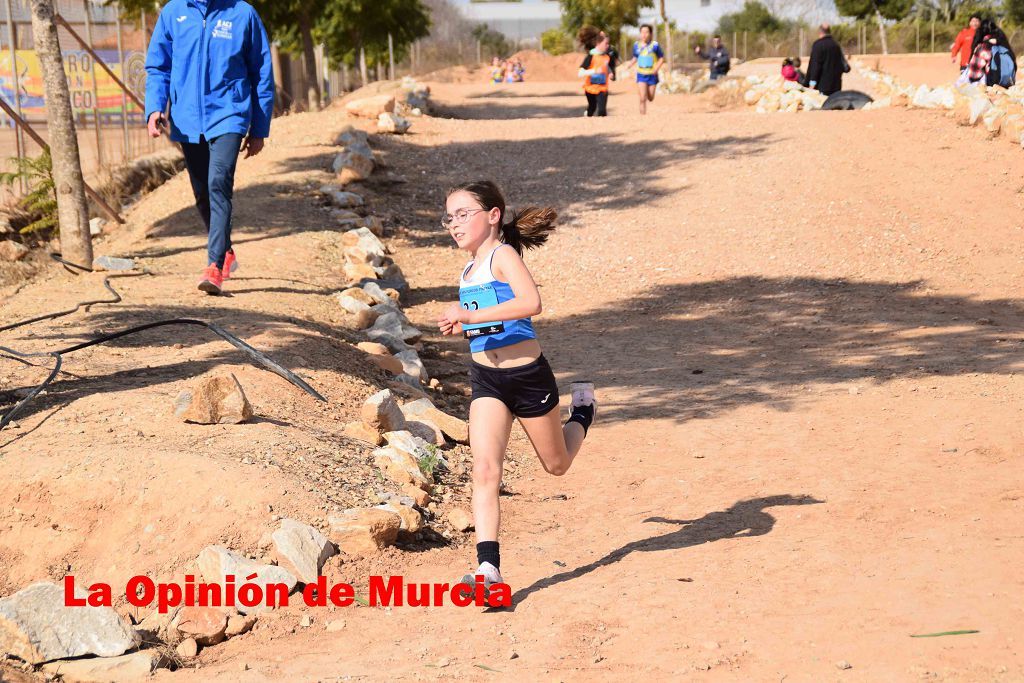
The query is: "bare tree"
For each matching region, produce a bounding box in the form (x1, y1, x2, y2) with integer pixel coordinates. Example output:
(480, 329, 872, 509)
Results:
(29, 0, 91, 267)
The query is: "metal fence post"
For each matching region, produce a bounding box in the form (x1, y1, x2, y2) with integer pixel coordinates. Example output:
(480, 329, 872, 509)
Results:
(115, 7, 129, 162)
(4, 0, 24, 193)
(82, 0, 103, 174)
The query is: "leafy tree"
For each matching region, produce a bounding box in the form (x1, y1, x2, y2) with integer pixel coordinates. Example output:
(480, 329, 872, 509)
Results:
(473, 23, 514, 58)
(559, 0, 654, 43)
(834, 0, 914, 53)
(316, 0, 431, 76)
(1007, 0, 1024, 24)
(541, 28, 575, 55)
(717, 1, 785, 34)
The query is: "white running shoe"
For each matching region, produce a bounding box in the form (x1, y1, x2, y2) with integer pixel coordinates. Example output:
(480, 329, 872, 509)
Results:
(459, 561, 503, 599)
(569, 381, 596, 420)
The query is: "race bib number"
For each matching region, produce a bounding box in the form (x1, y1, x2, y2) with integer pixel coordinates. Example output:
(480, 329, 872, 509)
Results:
(638, 54, 655, 69)
(590, 73, 607, 85)
(460, 283, 505, 339)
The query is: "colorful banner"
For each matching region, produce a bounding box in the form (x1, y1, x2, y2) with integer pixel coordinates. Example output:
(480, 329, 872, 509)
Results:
(0, 49, 147, 123)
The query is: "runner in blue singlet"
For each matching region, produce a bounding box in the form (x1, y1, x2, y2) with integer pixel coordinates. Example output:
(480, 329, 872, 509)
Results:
(437, 180, 597, 598)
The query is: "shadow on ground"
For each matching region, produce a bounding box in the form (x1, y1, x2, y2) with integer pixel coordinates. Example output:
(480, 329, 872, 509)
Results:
(505, 494, 824, 609)
(538, 276, 1024, 423)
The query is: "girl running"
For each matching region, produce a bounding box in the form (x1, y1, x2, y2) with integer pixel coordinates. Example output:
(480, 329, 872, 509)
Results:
(578, 31, 613, 117)
(437, 181, 597, 593)
(623, 24, 665, 115)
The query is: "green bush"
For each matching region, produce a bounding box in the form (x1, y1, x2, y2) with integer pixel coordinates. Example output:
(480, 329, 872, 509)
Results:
(542, 28, 576, 55)
(0, 149, 57, 236)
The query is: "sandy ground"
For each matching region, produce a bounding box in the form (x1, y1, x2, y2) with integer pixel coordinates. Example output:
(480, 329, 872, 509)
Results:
(3, 60, 1024, 681)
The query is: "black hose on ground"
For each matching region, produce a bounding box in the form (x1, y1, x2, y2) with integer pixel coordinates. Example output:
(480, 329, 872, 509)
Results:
(1, 257, 327, 431)
(0, 254, 144, 333)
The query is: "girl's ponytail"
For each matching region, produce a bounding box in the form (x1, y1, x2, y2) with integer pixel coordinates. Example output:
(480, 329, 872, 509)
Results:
(447, 180, 557, 255)
(500, 207, 557, 255)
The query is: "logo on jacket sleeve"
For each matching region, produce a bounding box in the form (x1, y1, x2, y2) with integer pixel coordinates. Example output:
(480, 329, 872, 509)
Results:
(176, 15, 187, 22)
(212, 19, 233, 39)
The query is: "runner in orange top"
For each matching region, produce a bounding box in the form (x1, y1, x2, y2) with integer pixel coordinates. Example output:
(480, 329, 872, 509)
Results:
(579, 33, 612, 117)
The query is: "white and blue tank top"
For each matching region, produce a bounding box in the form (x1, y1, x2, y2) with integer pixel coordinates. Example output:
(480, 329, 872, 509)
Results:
(458, 244, 537, 352)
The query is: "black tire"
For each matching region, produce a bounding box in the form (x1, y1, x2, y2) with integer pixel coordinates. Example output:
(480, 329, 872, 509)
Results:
(821, 90, 874, 111)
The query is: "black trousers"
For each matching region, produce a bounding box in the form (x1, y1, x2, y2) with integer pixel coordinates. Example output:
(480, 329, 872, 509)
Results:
(585, 92, 608, 117)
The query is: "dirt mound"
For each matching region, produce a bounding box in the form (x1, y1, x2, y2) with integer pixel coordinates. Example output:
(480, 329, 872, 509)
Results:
(423, 50, 584, 84)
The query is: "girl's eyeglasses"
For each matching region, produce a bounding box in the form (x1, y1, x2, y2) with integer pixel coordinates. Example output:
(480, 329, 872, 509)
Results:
(441, 207, 486, 229)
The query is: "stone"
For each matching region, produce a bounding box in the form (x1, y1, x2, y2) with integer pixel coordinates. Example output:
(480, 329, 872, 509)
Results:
(171, 605, 229, 646)
(89, 216, 106, 236)
(134, 606, 181, 643)
(369, 310, 421, 344)
(197, 546, 297, 615)
(405, 418, 444, 446)
(361, 215, 385, 237)
(358, 276, 409, 296)
(344, 421, 384, 446)
(376, 501, 422, 533)
(325, 619, 345, 632)
(366, 351, 404, 375)
(344, 261, 383, 283)
(402, 484, 430, 507)
(320, 186, 364, 207)
(342, 287, 377, 307)
(225, 613, 256, 639)
(361, 390, 407, 434)
(174, 373, 253, 425)
(342, 227, 387, 260)
(326, 508, 401, 557)
(92, 255, 135, 271)
(360, 281, 391, 305)
(343, 245, 384, 268)
(353, 307, 384, 331)
(394, 350, 428, 383)
(400, 398, 469, 444)
(335, 125, 369, 147)
(299, 615, 313, 628)
(332, 149, 374, 185)
(384, 430, 434, 465)
(377, 112, 411, 134)
(41, 650, 166, 682)
(366, 330, 413, 355)
(272, 518, 337, 584)
(836, 660, 852, 670)
(336, 293, 372, 315)
(345, 94, 396, 118)
(374, 446, 432, 491)
(176, 637, 198, 658)
(447, 509, 473, 532)
(0, 240, 29, 262)
(0, 582, 139, 664)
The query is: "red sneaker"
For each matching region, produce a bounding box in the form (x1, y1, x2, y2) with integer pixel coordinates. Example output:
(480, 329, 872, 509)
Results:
(222, 249, 238, 279)
(197, 264, 223, 294)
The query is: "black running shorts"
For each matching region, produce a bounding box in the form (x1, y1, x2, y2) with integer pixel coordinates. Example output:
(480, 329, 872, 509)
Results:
(470, 354, 559, 418)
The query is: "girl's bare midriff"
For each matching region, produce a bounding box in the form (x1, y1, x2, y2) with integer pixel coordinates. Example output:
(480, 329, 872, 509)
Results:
(471, 338, 542, 368)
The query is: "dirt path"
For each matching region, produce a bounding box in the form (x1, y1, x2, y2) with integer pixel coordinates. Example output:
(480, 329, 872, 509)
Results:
(3, 78, 1024, 681)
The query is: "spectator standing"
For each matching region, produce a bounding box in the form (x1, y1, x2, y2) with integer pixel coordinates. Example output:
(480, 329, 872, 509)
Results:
(806, 24, 847, 96)
(145, 0, 274, 295)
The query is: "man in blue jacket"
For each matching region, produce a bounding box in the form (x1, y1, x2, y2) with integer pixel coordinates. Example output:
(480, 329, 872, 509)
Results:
(145, 0, 274, 294)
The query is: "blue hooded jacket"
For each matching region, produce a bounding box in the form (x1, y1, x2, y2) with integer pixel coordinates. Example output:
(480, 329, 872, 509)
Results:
(144, 0, 274, 143)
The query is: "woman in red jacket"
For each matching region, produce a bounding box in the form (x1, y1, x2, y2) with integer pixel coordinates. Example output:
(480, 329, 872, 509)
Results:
(951, 15, 980, 72)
